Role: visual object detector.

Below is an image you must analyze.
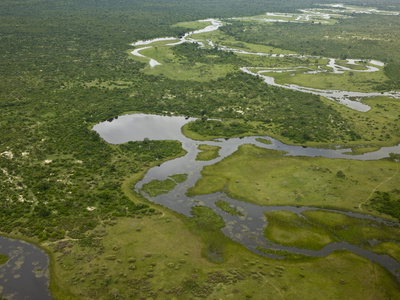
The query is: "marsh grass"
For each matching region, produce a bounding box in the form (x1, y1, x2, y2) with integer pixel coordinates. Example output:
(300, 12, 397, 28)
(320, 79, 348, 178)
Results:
(45, 212, 400, 299)
(215, 200, 244, 216)
(196, 144, 221, 161)
(0, 254, 9, 265)
(141, 178, 177, 197)
(302, 210, 400, 248)
(188, 144, 400, 212)
(373, 242, 400, 262)
(255, 137, 272, 145)
(141, 174, 188, 197)
(264, 211, 333, 250)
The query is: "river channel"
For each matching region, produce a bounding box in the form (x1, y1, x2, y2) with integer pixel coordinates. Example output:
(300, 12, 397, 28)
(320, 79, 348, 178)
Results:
(131, 11, 400, 112)
(93, 113, 400, 281)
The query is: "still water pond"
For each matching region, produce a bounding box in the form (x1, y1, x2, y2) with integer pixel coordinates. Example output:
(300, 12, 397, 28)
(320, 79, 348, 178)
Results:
(0, 236, 52, 300)
(94, 113, 400, 281)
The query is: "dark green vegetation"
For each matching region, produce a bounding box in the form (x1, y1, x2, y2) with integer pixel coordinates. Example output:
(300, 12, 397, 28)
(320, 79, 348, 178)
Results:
(188, 120, 256, 139)
(215, 200, 244, 216)
(1, 0, 400, 299)
(0, 254, 9, 265)
(141, 173, 187, 197)
(255, 138, 272, 145)
(370, 190, 400, 221)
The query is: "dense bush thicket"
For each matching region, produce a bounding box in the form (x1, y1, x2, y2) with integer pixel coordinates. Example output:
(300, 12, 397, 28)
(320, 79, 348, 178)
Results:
(370, 190, 400, 221)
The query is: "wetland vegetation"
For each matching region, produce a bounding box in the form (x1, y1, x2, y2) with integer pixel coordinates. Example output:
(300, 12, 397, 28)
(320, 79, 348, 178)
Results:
(1, 0, 400, 299)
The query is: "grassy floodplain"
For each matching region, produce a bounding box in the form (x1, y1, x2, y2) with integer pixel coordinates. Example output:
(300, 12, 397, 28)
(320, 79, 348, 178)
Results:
(265, 63, 388, 92)
(141, 174, 188, 197)
(188, 144, 400, 214)
(264, 210, 400, 253)
(46, 208, 400, 300)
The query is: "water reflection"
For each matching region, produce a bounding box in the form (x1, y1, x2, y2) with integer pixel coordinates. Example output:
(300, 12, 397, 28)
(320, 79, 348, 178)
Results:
(0, 236, 52, 300)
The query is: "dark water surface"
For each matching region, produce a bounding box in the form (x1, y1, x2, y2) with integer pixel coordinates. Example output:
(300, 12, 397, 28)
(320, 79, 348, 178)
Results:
(0, 236, 52, 300)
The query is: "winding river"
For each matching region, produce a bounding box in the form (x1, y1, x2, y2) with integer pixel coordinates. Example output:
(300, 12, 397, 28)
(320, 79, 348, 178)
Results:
(93, 113, 400, 281)
(131, 9, 400, 112)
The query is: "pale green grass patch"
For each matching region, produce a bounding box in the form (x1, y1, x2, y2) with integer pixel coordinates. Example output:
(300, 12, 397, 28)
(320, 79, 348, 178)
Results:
(303, 210, 400, 247)
(171, 20, 212, 30)
(141, 178, 176, 197)
(264, 211, 333, 250)
(189, 144, 400, 212)
(196, 144, 221, 161)
(328, 96, 400, 148)
(215, 200, 243, 216)
(141, 174, 187, 197)
(373, 242, 400, 262)
(169, 173, 188, 183)
(271, 68, 388, 92)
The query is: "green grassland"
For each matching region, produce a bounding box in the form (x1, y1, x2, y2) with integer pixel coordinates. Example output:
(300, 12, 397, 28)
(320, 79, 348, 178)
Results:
(188, 144, 400, 214)
(171, 21, 213, 31)
(215, 200, 244, 216)
(374, 242, 400, 262)
(196, 144, 221, 161)
(45, 202, 400, 300)
(302, 210, 400, 248)
(263, 210, 400, 256)
(141, 174, 188, 197)
(264, 211, 334, 250)
(267, 65, 389, 92)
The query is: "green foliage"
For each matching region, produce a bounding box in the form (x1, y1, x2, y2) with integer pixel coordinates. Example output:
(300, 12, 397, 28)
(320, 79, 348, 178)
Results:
(215, 200, 244, 216)
(370, 190, 400, 221)
(188, 119, 254, 138)
(264, 211, 333, 250)
(336, 170, 346, 179)
(191, 206, 225, 232)
(255, 138, 272, 145)
(0, 254, 9, 265)
(196, 145, 221, 161)
(141, 178, 177, 197)
(173, 42, 245, 65)
(169, 173, 188, 183)
(119, 140, 184, 161)
(190, 206, 227, 263)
